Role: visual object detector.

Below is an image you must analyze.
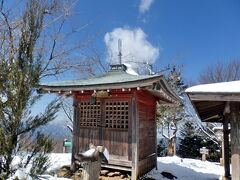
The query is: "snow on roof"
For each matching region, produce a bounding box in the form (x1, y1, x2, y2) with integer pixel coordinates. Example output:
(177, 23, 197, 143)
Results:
(186, 80, 240, 93)
(124, 63, 139, 75)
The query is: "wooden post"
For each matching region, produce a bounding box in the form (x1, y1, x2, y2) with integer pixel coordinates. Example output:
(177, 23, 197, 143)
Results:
(154, 103, 158, 170)
(81, 160, 101, 180)
(71, 102, 78, 172)
(223, 117, 230, 179)
(131, 93, 139, 180)
(63, 139, 67, 153)
(220, 140, 224, 166)
(230, 102, 240, 180)
(0, 165, 1, 174)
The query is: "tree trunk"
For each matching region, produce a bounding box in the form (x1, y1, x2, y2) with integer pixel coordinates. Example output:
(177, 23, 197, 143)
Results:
(173, 136, 177, 156)
(167, 138, 174, 156)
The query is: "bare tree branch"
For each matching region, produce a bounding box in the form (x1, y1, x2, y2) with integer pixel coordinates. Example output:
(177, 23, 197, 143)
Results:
(198, 59, 240, 84)
(0, 10, 15, 62)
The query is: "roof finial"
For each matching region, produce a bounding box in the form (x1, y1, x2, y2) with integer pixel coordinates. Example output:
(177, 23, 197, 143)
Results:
(110, 39, 126, 71)
(118, 39, 122, 64)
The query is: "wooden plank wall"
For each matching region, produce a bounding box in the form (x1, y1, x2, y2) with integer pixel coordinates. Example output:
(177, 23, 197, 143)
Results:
(78, 128, 101, 152)
(103, 129, 129, 161)
(136, 91, 157, 177)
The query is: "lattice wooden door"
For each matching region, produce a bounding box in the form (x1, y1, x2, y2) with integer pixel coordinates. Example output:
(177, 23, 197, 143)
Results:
(77, 101, 102, 152)
(103, 99, 130, 160)
(104, 101, 129, 129)
(77, 99, 130, 160)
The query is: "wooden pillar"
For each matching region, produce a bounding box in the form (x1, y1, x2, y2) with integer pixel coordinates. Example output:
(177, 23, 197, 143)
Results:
(223, 117, 230, 179)
(230, 102, 240, 180)
(154, 103, 158, 170)
(131, 93, 139, 180)
(71, 99, 78, 171)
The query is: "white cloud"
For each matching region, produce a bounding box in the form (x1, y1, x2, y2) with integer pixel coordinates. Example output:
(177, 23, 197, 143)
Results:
(139, 0, 154, 14)
(104, 27, 159, 70)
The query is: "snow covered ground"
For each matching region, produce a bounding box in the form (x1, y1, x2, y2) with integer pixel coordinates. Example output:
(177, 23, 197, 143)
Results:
(147, 156, 224, 180)
(9, 153, 72, 180)
(47, 153, 72, 173)
(9, 153, 224, 180)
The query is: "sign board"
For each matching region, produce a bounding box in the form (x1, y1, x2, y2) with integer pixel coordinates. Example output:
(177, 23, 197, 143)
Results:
(200, 147, 209, 155)
(96, 91, 109, 98)
(63, 140, 72, 147)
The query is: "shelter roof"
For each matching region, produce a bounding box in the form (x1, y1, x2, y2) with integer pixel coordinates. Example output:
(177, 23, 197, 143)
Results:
(186, 80, 240, 93)
(186, 81, 240, 123)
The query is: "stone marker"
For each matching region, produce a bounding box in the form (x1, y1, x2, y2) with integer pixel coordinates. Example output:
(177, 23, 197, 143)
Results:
(81, 160, 101, 180)
(200, 147, 209, 161)
(74, 144, 109, 180)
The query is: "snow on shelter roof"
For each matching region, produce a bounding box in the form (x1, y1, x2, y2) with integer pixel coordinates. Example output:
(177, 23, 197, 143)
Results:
(186, 80, 240, 93)
(186, 80, 240, 123)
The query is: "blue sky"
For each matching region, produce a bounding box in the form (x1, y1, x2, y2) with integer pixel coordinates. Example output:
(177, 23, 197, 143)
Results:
(28, 0, 240, 137)
(65, 0, 240, 82)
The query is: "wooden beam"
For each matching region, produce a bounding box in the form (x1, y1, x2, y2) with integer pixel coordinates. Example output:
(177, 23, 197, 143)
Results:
(192, 101, 225, 122)
(203, 117, 223, 123)
(199, 110, 223, 120)
(189, 93, 240, 102)
(195, 101, 224, 111)
(106, 159, 132, 167)
(101, 164, 132, 172)
(197, 104, 224, 114)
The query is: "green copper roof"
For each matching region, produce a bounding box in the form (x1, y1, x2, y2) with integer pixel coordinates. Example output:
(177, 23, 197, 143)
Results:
(39, 64, 181, 105)
(40, 68, 162, 90)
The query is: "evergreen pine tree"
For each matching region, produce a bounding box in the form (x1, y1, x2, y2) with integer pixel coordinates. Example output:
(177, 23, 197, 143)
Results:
(0, 1, 61, 178)
(178, 121, 203, 159)
(157, 65, 186, 156)
(178, 121, 221, 161)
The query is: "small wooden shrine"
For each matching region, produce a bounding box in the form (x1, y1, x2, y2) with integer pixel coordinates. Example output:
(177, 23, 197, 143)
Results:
(186, 81, 240, 180)
(40, 64, 180, 179)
